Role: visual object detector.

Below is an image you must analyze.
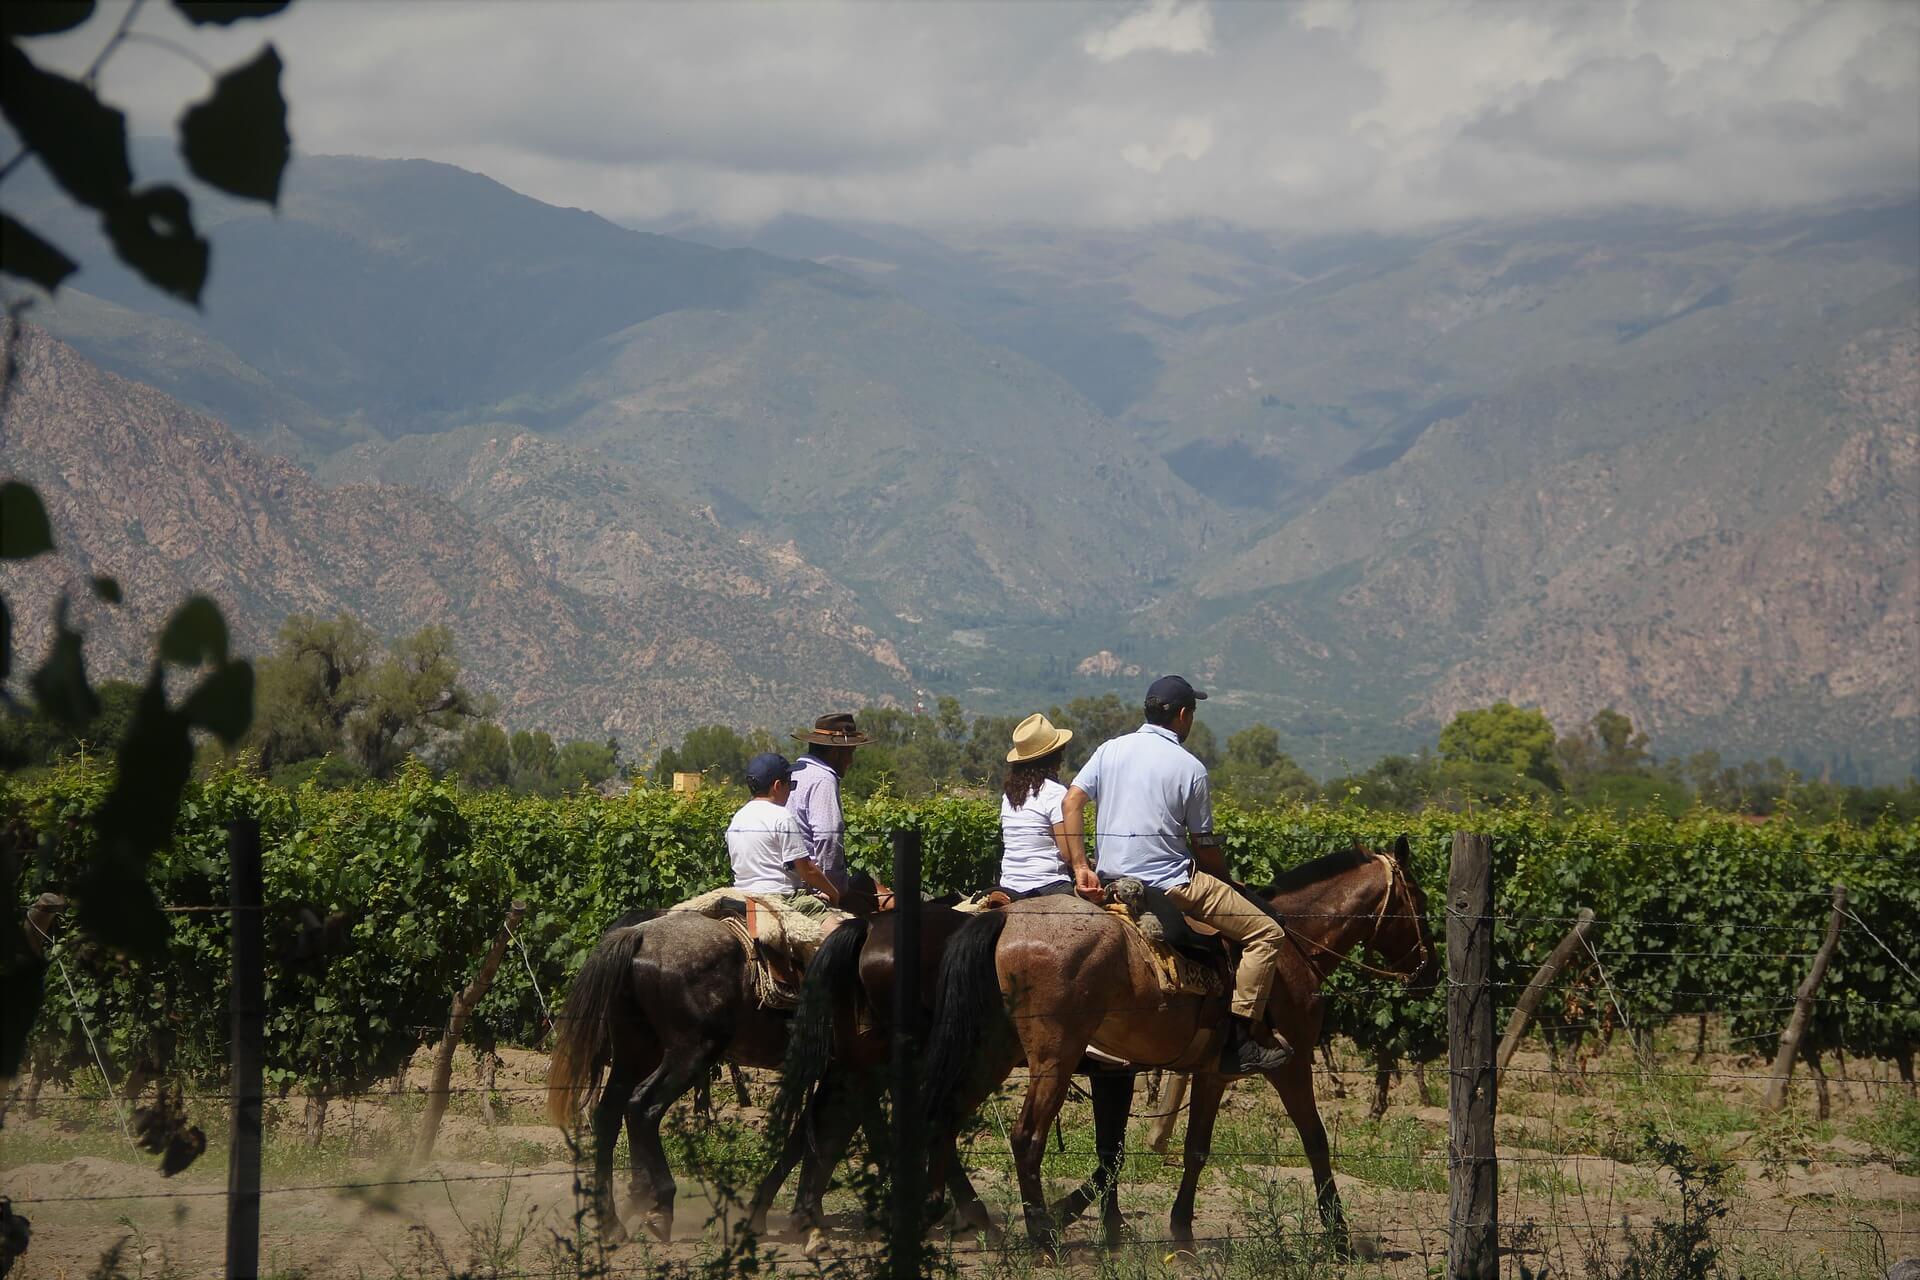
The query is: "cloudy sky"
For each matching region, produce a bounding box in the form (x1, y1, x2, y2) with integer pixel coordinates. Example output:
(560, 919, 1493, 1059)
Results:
(28, 0, 1920, 232)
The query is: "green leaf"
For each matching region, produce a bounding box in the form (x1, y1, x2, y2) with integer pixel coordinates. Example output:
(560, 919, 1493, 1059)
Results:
(178, 45, 289, 204)
(0, 211, 79, 291)
(158, 595, 228, 666)
(0, 44, 133, 210)
(173, 1, 291, 24)
(30, 600, 99, 730)
(91, 575, 121, 604)
(182, 659, 254, 744)
(3, 2, 96, 38)
(1, 481, 55, 558)
(102, 185, 209, 305)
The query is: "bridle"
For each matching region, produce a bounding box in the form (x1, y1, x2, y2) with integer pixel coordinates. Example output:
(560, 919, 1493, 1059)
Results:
(1284, 853, 1431, 984)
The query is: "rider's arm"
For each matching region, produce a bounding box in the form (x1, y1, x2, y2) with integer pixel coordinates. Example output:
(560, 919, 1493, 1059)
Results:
(1184, 766, 1231, 881)
(788, 856, 841, 905)
(1051, 819, 1103, 902)
(1062, 784, 1094, 878)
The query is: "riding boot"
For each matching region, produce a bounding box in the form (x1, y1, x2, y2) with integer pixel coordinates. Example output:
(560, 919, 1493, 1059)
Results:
(1218, 1015, 1293, 1074)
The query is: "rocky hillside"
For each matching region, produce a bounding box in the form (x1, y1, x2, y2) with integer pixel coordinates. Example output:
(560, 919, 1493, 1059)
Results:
(0, 326, 911, 747)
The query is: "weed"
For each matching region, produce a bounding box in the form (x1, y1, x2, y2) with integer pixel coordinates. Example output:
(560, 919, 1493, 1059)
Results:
(1581, 1126, 1731, 1280)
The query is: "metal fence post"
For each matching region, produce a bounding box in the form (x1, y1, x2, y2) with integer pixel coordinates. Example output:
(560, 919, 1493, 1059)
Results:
(226, 819, 264, 1280)
(1447, 831, 1496, 1280)
(887, 827, 923, 1279)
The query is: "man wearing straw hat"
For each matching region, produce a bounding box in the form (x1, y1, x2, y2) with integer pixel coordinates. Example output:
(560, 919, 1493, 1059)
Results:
(1063, 676, 1293, 1075)
(787, 712, 887, 902)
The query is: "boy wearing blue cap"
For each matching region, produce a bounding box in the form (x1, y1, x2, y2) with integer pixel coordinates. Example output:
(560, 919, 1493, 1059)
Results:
(730, 752, 845, 919)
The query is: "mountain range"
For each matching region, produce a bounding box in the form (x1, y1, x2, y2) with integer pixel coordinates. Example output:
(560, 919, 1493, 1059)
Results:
(3, 147, 1914, 775)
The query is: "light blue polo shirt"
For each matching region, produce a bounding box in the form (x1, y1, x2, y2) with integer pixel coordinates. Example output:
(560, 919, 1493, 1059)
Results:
(1070, 723, 1213, 890)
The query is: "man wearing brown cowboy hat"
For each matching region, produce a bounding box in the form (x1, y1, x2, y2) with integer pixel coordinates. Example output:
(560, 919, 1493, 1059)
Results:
(787, 713, 886, 901)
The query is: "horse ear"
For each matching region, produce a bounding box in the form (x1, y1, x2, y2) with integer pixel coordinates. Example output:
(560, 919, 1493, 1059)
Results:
(1393, 834, 1412, 866)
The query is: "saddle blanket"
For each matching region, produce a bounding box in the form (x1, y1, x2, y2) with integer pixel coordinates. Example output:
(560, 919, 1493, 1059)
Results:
(670, 888, 832, 1009)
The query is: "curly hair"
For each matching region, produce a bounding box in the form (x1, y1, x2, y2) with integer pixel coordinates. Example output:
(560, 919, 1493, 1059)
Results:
(1003, 747, 1065, 808)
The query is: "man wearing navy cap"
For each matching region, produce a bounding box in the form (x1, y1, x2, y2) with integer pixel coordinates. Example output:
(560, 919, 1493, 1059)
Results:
(1063, 676, 1293, 1074)
(728, 752, 846, 929)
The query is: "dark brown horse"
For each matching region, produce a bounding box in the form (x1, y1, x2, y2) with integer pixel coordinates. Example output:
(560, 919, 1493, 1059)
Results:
(922, 839, 1435, 1254)
(756, 905, 1000, 1256)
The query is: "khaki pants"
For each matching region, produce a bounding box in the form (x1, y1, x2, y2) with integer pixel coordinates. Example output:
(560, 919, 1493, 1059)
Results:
(1164, 869, 1285, 1021)
(769, 890, 849, 950)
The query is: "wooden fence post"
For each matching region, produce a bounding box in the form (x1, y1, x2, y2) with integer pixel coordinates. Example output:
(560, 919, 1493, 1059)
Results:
(1447, 832, 1496, 1280)
(226, 820, 264, 1280)
(415, 900, 526, 1163)
(886, 828, 924, 1280)
(1764, 885, 1846, 1112)
(1496, 908, 1595, 1083)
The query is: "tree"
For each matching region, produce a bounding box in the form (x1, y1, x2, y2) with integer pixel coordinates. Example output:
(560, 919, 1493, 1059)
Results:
(554, 737, 620, 792)
(247, 616, 483, 779)
(447, 721, 512, 790)
(651, 724, 771, 787)
(1216, 724, 1316, 804)
(1591, 707, 1650, 773)
(1438, 702, 1562, 789)
(347, 625, 484, 778)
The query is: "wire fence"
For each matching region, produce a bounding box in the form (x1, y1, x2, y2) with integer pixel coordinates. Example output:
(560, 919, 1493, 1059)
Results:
(5, 829, 1916, 1280)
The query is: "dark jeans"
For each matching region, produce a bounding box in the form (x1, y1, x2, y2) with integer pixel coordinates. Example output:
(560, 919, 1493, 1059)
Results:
(997, 880, 1075, 900)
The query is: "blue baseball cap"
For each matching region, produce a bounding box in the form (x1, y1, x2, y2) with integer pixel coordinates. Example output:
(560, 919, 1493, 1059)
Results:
(1145, 675, 1207, 712)
(744, 752, 793, 793)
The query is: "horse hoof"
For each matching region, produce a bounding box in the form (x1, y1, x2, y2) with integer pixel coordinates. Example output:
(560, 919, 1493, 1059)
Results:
(802, 1227, 829, 1260)
(599, 1214, 629, 1248)
(644, 1210, 672, 1243)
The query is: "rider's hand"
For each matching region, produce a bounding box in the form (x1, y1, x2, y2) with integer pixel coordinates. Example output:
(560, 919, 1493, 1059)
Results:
(1075, 868, 1105, 903)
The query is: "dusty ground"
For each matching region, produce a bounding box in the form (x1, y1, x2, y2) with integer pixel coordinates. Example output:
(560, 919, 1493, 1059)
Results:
(3, 1027, 1915, 1279)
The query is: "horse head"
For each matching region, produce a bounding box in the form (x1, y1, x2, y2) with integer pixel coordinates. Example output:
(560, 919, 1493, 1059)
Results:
(843, 869, 886, 915)
(1370, 835, 1438, 990)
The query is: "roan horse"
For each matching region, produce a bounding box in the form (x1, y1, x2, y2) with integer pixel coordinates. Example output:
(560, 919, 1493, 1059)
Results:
(544, 880, 996, 1250)
(545, 876, 881, 1244)
(921, 838, 1435, 1254)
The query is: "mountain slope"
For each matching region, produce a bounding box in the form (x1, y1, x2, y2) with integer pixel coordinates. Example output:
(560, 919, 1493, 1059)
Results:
(18, 150, 1205, 627)
(0, 326, 911, 746)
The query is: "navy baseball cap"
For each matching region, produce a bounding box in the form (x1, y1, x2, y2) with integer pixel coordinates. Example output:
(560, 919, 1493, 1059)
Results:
(1144, 675, 1208, 711)
(744, 752, 793, 792)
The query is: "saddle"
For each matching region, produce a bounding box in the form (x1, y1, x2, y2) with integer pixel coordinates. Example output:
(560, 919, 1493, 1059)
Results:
(1102, 878, 1230, 1000)
(670, 888, 825, 1009)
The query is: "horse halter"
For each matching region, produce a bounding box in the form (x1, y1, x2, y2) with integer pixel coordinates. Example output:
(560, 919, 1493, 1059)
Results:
(1291, 853, 1430, 983)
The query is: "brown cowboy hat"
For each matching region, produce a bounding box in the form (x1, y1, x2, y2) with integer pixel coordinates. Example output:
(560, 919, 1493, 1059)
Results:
(792, 712, 873, 748)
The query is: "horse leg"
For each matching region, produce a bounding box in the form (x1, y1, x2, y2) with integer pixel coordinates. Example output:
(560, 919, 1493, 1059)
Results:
(746, 1078, 820, 1239)
(626, 1044, 721, 1242)
(1009, 1063, 1076, 1257)
(1168, 1072, 1227, 1247)
(1050, 1071, 1134, 1248)
(789, 1072, 868, 1258)
(1269, 1055, 1351, 1258)
(942, 1133, 1000, 1242)
(591, 1067, 635, 1246)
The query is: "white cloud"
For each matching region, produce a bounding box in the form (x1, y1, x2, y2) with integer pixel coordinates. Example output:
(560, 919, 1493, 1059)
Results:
(14, 0, 1915, 233)
(1084, 0, 1215, 63)
(1122, 116, 1215, 172)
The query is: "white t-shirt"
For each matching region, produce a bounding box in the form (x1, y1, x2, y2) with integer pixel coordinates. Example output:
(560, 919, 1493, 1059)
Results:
(999, 778, 1070, 891)
(727, 798, 810, 894)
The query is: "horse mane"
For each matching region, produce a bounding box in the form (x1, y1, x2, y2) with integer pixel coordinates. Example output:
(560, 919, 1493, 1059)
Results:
(1262, 845, 1374, 896)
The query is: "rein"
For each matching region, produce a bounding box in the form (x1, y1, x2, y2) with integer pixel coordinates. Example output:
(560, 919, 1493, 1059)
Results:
(1282, 854, 1429, 983)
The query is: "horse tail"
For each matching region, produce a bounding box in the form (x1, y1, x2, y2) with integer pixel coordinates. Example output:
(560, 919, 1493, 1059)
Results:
(545, 922, 649, 1131)
(921, 910, 1010, 1133)
(771, 916, 870, 1134)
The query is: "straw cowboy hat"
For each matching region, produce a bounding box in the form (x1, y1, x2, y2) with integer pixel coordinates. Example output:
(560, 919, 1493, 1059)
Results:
(1006, 713, 1073, 764)
(792, 712, 874, 748)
